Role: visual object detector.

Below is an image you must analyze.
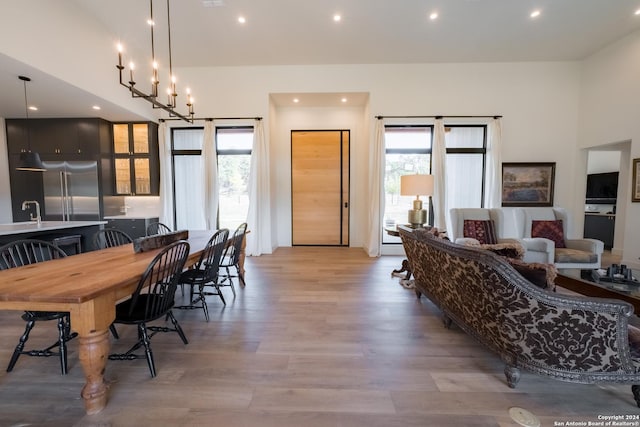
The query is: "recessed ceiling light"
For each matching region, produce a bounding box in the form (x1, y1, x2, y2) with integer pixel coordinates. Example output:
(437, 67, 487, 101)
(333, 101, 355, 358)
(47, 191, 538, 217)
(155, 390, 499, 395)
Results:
(28, 106, 38, 111)
(238, 16, 246, 24)
(293, 98, 299, 103)
(530, 10, 541, 18)
(202, 0, 224, 7)
(333, 14, 341, 22)
(341, 97, 347, 103)
(429, 12, 438, 20)
(635, 9, 640, 15)
(92, 105, 101, 110)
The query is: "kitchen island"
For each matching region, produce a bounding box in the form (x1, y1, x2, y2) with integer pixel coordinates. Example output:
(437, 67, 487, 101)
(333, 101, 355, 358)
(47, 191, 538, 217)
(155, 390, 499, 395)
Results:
(0, 221, 107, 252)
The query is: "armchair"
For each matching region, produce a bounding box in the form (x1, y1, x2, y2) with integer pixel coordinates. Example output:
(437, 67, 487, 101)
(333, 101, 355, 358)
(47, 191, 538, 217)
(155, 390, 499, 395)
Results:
(449, 208, 518, 245)
(514, 207, 604, 269)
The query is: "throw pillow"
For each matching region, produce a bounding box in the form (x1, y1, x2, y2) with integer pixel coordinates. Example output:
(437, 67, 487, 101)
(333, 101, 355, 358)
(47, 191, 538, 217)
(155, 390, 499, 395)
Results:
(506, 258, 558, 289)
(463, 219, 498, 245)
(531, 220, 566, 248)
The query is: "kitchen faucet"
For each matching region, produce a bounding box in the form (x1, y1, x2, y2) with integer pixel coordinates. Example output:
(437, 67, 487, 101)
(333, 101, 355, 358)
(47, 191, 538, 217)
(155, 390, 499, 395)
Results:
(22, 200, 41, 225)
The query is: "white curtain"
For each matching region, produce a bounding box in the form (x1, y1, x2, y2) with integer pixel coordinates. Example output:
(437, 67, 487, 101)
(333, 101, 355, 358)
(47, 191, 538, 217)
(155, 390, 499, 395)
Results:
(202, 120, 218, 230)
(484, 117, 503, 208)
(158, 121, 175, 230)
(432, 118, 447, 230)
(365, 118, 385, 257)
(246, 119, 272, 256)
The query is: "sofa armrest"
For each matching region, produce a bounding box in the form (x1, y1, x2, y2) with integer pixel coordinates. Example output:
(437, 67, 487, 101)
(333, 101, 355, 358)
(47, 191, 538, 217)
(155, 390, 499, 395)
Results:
(565, 238, 604, 254)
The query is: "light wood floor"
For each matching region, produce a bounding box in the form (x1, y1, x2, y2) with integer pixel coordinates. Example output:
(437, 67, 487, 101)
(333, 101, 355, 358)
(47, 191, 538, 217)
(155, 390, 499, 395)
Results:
(0, 247, 637, 427)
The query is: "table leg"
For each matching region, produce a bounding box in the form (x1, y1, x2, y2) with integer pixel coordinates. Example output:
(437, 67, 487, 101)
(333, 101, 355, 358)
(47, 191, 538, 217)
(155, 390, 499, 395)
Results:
(78, 329, 110, 415)
(391, 259, 412, 280)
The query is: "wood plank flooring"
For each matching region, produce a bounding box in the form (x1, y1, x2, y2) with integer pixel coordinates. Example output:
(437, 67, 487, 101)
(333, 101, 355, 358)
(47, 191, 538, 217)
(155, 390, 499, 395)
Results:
(0, 247, 637, 426)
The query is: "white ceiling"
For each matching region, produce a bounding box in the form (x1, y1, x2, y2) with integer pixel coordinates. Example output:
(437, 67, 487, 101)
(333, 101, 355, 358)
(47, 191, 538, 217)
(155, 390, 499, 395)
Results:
(1, 0, 639, 120)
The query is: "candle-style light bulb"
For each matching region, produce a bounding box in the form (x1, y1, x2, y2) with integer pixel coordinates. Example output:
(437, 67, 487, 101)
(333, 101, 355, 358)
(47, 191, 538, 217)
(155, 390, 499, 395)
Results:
(129, 61, 135, 85)
(116, 43, 123, 68)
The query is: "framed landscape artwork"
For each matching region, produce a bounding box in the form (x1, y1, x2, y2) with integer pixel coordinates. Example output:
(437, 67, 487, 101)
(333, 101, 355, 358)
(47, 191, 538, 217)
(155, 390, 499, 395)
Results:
(501, 162, 556, 207)
(633, 158, 640, 203)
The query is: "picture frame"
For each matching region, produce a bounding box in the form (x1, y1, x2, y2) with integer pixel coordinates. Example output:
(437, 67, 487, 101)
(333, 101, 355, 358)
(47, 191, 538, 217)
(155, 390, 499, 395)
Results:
(633, 158, 640, 203)
(501, 162, 556, 207)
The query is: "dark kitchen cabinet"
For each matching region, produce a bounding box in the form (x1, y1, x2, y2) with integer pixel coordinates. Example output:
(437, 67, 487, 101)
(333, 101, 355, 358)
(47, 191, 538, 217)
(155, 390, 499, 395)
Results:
(6, 118, 113, 221)
(111, 122, 159, 196)
(6, 118, 111, 158)
(584, 213, 615, 249)
(106, 217, 159, 240)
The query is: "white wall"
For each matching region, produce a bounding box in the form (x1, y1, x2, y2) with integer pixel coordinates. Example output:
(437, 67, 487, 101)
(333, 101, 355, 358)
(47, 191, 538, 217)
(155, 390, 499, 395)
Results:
(181, 62, 582, 247)
(579, 29, 640, 268)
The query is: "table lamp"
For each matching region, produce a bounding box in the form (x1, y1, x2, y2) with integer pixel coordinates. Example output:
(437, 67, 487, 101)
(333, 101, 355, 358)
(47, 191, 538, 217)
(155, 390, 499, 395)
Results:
(400, 174, 434, 227)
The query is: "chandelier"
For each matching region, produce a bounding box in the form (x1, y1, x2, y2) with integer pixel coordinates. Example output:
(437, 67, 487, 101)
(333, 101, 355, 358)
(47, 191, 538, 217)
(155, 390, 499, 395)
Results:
(116, 0, 194, 123)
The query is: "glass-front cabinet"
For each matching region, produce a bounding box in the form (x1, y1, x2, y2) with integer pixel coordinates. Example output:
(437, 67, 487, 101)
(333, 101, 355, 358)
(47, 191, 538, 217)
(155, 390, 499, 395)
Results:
(112, 122, 159, 195)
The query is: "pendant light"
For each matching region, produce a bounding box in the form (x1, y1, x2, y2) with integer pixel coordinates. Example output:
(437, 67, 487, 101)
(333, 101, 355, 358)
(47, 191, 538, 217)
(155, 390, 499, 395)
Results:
(16, 75, 46, 172)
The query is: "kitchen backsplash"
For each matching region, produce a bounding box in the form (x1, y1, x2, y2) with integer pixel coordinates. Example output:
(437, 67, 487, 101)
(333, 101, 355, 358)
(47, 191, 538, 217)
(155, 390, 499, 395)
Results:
(119, 196, 161, 217)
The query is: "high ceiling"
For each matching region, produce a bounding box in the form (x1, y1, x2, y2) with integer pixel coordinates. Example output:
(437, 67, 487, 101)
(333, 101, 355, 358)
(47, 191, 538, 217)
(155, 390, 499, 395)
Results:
(76, 0, 640, 65)
(1, 0, 639, 120)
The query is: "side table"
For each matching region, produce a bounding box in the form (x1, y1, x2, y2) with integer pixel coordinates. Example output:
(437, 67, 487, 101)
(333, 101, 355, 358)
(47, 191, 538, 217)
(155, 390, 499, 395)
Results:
(385, 225, 428, 288)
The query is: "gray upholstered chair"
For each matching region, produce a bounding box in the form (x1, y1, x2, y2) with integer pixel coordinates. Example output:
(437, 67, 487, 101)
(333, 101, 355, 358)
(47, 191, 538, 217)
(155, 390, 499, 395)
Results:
(514, 207, 604, 269)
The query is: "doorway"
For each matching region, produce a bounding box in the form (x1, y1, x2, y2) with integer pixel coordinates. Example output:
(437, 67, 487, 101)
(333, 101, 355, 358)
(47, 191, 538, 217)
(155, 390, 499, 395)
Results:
(291, 130, 350, 246)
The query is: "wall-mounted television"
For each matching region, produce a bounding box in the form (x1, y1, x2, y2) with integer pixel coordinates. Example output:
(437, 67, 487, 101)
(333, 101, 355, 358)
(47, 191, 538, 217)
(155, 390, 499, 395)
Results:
(586, 172, 618, 202)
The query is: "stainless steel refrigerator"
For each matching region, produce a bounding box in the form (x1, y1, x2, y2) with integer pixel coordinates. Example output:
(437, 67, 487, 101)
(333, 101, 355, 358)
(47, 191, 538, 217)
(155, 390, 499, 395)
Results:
(42, 161, 101, 221)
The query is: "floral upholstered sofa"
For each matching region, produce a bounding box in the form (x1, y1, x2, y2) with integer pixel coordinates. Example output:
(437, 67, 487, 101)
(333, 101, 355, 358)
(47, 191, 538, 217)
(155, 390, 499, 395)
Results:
(399, 226, 640, 406)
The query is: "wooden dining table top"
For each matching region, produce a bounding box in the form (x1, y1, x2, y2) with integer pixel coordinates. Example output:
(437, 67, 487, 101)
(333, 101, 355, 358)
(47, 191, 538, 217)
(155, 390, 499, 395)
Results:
(0, 229, 212, 309)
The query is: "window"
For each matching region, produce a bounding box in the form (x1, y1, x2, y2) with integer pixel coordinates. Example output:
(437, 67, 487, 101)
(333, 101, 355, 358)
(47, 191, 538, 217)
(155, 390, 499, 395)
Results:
(172, 128, 205, 230)
(171, 126, 253, 231)
(216, 127, 253, 230)
(383, 124, 486, 244)
(383, 126, 432, 243)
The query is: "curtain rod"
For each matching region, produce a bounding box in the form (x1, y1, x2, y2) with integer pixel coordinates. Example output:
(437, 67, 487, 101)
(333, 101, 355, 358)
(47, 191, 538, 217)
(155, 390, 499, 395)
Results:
(375, 115, 502, 120)
(160, 116, 262, 122)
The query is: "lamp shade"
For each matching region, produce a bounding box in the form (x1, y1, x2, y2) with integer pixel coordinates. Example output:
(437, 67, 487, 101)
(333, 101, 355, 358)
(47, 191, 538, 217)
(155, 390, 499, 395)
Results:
(400, 174, 434, 197)
(16, 151, 46, 172)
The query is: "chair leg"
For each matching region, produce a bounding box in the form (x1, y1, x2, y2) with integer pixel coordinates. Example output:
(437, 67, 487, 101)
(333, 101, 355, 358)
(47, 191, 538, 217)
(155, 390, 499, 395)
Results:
(217, 286, 226, 305)
(236, 264, 245, 287)
(167, 311, 189, 345)
(198, 286, 210, 322)
(7, 319, 35, 372)
(57, 317, 68, 375)
(139, 323, 156, 378)
(109, 324, 120, 339)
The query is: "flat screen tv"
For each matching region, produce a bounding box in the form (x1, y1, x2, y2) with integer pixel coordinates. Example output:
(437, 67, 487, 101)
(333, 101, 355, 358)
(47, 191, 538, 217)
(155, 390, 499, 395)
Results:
(586, 172, 618, 201)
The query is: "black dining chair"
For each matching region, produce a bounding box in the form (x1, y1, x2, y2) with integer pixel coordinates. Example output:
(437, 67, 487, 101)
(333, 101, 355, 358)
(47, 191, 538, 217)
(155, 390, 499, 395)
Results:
(145, 222, 172, 236)
(93, 228, 133, 249)
(108, 240, 190, 377)
(218, 222, 248, 297)
(175, 228, 229, 321)
(0, 239, 78, 375)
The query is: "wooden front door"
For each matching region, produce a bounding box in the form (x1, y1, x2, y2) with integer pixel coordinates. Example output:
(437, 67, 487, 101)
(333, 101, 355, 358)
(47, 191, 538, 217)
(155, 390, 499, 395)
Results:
(291, 130, 349, 246)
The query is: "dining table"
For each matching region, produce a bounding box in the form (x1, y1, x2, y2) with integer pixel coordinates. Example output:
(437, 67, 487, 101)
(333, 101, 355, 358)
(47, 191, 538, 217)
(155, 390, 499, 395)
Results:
(0, 229, 211, 415)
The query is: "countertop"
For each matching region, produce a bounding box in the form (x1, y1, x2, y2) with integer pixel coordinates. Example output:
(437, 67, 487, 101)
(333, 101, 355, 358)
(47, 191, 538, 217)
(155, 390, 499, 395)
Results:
(0, 221, 107, 236)
(103, 215, 159, 220)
